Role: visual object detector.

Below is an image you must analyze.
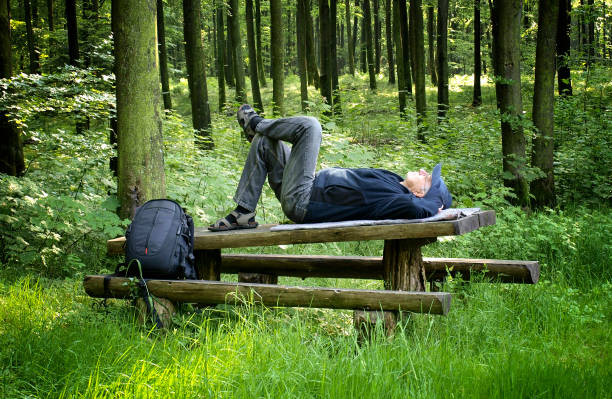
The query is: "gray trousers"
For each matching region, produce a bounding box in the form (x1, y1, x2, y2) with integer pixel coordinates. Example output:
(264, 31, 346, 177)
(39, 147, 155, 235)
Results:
(233, 116, 322, 223)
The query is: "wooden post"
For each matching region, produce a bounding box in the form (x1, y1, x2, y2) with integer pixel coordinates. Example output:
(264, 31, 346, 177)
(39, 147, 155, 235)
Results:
(195, 249, 221, 280)
(355, 238, 436, 337)
(238, 272, 278, 284)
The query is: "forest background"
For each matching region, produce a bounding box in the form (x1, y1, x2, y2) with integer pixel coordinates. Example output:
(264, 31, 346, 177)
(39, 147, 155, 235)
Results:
(0, 0, 611, 397)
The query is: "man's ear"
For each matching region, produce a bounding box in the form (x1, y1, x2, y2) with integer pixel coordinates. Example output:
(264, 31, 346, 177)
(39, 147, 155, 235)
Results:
(413, 190, 425, 198)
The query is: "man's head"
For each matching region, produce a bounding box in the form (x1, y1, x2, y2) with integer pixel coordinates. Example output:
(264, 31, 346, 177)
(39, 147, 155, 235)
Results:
(401, 164, 452, 210)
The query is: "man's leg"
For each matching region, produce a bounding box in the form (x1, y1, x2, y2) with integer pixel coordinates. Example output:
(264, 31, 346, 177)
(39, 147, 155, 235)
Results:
(254, 116, 322, 222)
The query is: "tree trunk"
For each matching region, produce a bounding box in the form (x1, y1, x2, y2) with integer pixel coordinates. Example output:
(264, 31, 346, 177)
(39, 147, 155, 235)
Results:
(472, 0, 482, 106)
(47, 0, 54, 30)
(297, 0, 309, 110)
(531, 0, 558, 209)
(216, 0, 227, 111)
(183, 0, 213, 149)
(587, 0, 594, 62)
(427, 5, 437, 85)
(345, 0, 355, 75)
(352, 0, 359, 65)
(363, 0, 376, 89)
(373, 0, 381, 74)
(330, 0, 342, 112)
(0, 0, 25, 176)
(112, 0, 166, 219)
(489, 0, 530, 208)
(157, 0, 172, 110)
(385, 0, 395, 83)
(398, 0, 412, 95)
(319, 0, 332, 109)
(305, 0, 320, 88)
(270, 0, 284, 114)
(229, 0, 247, 103)
(65, 0, 79, 66)
(255, 0, 267, 87)
(360, 0, 367, 72)
(436, 0, 449, 119)
(245, 0, 264, 112)
(410, 0, 426, 136)
(225, 12, 235, 88)
(25, 0, 40, 73)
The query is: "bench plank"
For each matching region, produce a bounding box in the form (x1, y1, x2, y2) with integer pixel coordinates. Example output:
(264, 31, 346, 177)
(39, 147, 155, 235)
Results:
(107, 211, 496, 254)
(83, 275, 451, 315)
(220, 254, 540, 284)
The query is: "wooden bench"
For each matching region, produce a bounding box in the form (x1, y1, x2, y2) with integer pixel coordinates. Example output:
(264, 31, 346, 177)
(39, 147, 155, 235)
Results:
(84, 210, 539, 329)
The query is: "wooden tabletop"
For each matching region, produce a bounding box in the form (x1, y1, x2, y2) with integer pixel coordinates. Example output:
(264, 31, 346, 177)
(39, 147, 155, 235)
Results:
(107, 210, 495, 254)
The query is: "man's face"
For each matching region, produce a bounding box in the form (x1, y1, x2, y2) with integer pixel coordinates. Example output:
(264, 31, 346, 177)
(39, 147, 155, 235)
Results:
(402, 169, 432, 197)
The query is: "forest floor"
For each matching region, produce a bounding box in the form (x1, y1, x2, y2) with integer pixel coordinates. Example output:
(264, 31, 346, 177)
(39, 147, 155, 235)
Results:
(1, 70, 611, 398)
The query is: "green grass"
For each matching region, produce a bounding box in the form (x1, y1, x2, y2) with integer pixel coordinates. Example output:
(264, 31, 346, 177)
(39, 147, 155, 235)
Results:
(1, 70, 611, 398)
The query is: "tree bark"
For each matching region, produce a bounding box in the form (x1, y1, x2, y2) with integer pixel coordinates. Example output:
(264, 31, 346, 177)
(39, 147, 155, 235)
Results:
(25, 0, 40, 73)
(385, 0, 395, 83)
(246, 0, 264, 112)
(225, 12, 235, 87)
(297, 0, 309, 110)
(183, 0, 213, 148)
(427, 5, 437, 86)
(47, 0, 53, 30)
(345, 0, 355, 75)
(330, 0, 342, 112)
(437, 0, 449, 118)
(360, 0, 367, 72)
(373, 0, 381, 74)
(556, 0, 572, 95)
(216, 0, 227, 111)
(410, 0, 426, 136)
(0, 0, 25, 176)
(112, 0, 166, 219)
(229, 0, 247, 103)
(398, 0, 412, 96)
(363, 0, 377, 89)
(472, 0, 482, 106)
(255, 0, 267, 87)
(270, 0, 284, 114)
(489, 0, 530, 208)
(531, 0, 558, 208)
(157, 0, 172, 110)
(65, 0, 78, 66)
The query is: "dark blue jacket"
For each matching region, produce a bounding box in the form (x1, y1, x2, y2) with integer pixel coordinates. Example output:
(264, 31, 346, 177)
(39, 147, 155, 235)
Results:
(303, 167, 445, 223)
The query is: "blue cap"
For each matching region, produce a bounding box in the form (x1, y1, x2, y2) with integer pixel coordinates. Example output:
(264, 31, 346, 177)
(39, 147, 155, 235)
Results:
(423, 163, 452, 210)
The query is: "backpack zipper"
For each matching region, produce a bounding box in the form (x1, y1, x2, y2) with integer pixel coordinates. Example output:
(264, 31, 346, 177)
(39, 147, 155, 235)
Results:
(144, 208, 161, 255)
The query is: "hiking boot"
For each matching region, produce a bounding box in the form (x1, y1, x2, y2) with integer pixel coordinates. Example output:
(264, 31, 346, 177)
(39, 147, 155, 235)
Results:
(237, 104, 260, 142)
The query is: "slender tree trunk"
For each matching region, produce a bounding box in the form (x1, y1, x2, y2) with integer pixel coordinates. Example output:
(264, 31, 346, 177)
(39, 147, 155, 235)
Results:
(305, 0, 320, 88)
(385, 0, 395, 83)
(410, 0, 426, 136)
(270, 0, 284, 114)
(297, 0, 309, 110)
(345, 0, 355, 75)
(157, 0, 172, 110)
(246, 0, 263, 112)
(436, 0, 449, 119)
(373, 0, 381, 74)
(363, 0, 376, 89)
(112, 0, 166, 219)
(183, 0, 213, 148)
(330, 0, 342, 112)
(24, 0, 40, 73)
(427, 5, 437, 85)
(399, 0, 412, 94)
(216, 0, 227, 110)
(360, 0, 367, 72)
(229, 0, 247, 103)
(472, 0, 482, 106)
(587, 0, 594, 61)
(556, 0, 571, 95)
(0, 0, 25, 176)
(47, 0, 53, 30)
(225, 12, 235, 87)
(319, 0, 332, 109)
(65, 0, 79, 66)
(531, 0, 558, 208)
(352, 0, 359, 63)
(489, 0, 530, 208)
(255, 0, 267, 87)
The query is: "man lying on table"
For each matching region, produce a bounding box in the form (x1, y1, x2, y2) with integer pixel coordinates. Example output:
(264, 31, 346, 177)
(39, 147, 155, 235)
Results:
(209, 105, 453, 231)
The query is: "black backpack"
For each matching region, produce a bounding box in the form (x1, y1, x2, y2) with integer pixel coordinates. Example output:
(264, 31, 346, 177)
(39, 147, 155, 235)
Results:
(123, 199, 197, 280)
